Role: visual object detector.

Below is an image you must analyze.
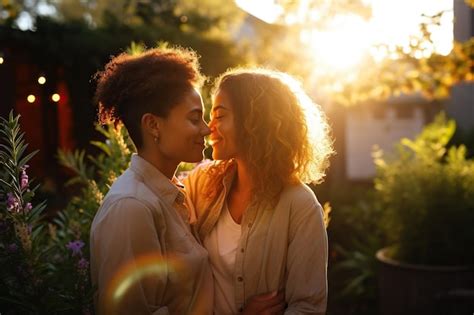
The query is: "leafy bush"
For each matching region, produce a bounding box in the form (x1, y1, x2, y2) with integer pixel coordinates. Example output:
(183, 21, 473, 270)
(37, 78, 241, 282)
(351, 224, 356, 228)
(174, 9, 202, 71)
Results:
(374, 113, 474, 265)
(0, 112, 137, 314)
(0, 112, 206, 313)
(0, 112, 93, 314)
(327, 195, 383, 315)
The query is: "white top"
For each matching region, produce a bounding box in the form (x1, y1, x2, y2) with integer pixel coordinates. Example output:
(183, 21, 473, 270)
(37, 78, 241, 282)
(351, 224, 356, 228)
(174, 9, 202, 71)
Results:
(204, 202, 242, 315)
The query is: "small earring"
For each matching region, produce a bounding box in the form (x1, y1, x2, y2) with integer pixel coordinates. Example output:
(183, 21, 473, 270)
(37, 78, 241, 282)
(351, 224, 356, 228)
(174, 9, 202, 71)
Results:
(154, 136, 159, 142)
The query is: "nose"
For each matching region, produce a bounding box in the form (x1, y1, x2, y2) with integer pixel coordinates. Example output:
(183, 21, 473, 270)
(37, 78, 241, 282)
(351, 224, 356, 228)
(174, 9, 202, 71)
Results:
(208, 117, 215, 129)
(202, 121, 211, 136)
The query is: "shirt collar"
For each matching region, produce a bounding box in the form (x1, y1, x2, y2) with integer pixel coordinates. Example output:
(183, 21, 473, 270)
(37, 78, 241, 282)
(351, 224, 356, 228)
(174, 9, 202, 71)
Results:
(129, 154, 183, 206)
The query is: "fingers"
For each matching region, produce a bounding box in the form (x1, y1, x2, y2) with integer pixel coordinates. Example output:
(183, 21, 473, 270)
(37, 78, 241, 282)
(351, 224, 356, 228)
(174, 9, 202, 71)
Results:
(263, 302, 286, 315)
(253, 291, 278, 301)
(244, 290, 286, 315)
(275, 290, 285, 301)
(254, 290, 285, 301)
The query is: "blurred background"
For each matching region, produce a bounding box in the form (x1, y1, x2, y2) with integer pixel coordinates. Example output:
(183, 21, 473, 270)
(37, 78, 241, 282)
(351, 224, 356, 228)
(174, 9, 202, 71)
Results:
(0, 0, 473, 314)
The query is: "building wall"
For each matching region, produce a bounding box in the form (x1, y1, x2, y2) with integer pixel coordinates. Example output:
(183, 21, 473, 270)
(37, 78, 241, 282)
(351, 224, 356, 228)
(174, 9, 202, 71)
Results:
(345, 105, 425, 180)
(447, 0, 474, 131)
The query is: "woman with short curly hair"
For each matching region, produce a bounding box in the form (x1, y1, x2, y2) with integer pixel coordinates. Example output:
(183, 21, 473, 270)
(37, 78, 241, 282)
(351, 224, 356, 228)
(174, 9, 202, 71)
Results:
(90, 47, 213, 315)
(185, 68, 333, 315)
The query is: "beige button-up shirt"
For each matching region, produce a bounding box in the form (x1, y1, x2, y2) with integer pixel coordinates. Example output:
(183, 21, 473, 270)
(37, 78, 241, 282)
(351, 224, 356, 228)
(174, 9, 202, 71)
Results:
(184, 162, 328, 315)
(90, 154, 213, 315)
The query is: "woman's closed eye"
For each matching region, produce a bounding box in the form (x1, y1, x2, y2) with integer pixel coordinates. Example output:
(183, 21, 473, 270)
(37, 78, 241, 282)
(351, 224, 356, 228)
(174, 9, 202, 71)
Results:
(211, 111, 225, 120)
(189, 113, 203, 125)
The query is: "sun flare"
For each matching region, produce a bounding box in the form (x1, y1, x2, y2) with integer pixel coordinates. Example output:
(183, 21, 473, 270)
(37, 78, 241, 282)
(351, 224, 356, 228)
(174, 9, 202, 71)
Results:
(236, 0, 453, 71)
(301, 14, 373, 71)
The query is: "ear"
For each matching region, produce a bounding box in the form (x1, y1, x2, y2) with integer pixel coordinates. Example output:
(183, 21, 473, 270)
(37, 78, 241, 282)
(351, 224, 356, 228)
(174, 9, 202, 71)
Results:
(141, 113, 160, 139)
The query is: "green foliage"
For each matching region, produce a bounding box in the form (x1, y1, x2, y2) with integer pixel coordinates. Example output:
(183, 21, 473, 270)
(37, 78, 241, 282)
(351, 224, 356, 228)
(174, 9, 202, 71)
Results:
(327, 195, 383, 315)
(276, 0, 372, 26)
(339, 10, 474, 105)
(56, 123, 135, 245)
(0, 111, 93, 314)
(333, 37, 474, 106)
(374, 113, 474, 265)
(0, 113, 138, 313)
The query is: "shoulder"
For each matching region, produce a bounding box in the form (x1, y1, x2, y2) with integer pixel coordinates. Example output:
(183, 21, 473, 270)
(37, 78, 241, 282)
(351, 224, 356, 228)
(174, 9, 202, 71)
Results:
(183, 160, 231, 193)
(93, 197, 155, 228)
(105, 169, 160, 208)
(281, 182, 321, 211)
(186, 160, 224, 180)
(280, 183, 327, 241)
(277, 183, 324, 227)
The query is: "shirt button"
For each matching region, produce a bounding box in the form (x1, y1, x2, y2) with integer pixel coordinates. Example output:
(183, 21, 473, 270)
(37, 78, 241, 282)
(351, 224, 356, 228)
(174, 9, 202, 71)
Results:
(237, 276, 243, 282)
(240, 248, 244, 253)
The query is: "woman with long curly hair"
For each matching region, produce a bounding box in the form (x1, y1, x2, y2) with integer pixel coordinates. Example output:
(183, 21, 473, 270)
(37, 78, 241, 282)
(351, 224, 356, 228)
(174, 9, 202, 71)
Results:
(184, 68, 334, 315)
(90, 47, 213, 315)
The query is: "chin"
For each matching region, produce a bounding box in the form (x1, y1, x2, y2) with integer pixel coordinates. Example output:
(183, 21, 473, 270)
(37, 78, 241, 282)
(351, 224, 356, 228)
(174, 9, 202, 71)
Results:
(211, 151, 220, 160)
(212, 151, 228, 161)
(185, 152, 205, 163)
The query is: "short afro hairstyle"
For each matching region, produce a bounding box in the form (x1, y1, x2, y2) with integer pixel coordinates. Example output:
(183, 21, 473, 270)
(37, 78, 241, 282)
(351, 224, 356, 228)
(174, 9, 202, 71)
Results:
(94, 46, 204, 149)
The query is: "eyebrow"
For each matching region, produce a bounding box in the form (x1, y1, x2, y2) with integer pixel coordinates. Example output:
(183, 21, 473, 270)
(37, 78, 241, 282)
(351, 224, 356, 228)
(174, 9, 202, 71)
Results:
(188, 108, 203, 116)
(212, 105, 229, 112)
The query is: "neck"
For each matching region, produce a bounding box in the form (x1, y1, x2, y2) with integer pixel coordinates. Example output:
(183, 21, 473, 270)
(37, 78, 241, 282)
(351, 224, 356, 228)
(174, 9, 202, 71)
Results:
(233, 159, 254, 194)
(138, 149, 178, 180)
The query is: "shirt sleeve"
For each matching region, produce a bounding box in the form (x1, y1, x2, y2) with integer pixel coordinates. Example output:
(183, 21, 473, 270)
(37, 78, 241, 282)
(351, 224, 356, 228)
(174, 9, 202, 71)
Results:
(284, 197, 328, 315)
(91, 197, 169, 315)
(182, 163, 209, 225)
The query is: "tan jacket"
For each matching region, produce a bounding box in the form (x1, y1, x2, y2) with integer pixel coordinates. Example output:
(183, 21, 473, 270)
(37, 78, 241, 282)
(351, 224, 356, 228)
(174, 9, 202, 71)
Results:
(90, 154, 213, 315)
(184, 162, 328, 315)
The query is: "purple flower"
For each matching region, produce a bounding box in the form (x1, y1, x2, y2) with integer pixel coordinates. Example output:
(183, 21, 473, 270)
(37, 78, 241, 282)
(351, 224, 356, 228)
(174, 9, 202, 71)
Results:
(20, 174, 28, 190)
(20, 165, 29, 190)
(7, 243, 18, 253)
(24, 203, 32, 213)
(66, 240, 85, 257)
(6, 193, 19, 212)
(77, 257, 89, 270)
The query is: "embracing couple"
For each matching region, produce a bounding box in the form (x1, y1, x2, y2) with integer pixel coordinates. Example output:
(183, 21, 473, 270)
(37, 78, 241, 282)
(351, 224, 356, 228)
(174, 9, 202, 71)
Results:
(89, 46, 333, 315)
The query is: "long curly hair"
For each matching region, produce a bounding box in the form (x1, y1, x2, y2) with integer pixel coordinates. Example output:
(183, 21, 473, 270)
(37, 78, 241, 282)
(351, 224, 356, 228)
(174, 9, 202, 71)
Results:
(94, 46, 204, 149)
(206, 68, 334, 205)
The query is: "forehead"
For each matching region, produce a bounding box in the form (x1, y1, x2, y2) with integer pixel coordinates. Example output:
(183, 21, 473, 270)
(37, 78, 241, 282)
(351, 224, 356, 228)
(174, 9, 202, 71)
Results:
(212, 90, 232, 110)
(175, 88, 203, 112)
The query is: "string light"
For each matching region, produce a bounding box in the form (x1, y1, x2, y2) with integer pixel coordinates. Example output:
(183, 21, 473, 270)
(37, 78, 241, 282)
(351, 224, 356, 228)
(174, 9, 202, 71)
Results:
(0, 57, 4, 64)
(27, 95, 36, 103)
(51, 93, 60, 102)
(38, 76, 46, 84)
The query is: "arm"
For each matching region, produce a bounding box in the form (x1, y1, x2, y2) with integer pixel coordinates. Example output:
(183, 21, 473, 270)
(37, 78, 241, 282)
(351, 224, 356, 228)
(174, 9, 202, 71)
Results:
(91, 198, 169, 315)
(284, 197, 328, 315)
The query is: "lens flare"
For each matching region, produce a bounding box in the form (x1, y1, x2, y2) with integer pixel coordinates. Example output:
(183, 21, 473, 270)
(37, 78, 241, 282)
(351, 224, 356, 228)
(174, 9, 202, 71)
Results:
(103, 253, 181, 315)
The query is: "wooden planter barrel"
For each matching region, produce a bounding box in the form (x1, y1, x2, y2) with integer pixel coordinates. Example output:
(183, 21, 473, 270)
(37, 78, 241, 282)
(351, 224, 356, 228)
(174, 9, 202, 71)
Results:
(376, 248, 474, 315)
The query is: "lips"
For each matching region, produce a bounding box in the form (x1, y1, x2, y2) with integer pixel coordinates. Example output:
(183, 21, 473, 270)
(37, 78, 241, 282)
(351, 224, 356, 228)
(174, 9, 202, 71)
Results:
(208, 138, 222, 146)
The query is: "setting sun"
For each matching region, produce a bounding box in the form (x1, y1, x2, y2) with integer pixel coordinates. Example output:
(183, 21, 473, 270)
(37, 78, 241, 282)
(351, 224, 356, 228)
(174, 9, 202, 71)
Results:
(236, 0, 453, 71)
(300, 14, 373, 71)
